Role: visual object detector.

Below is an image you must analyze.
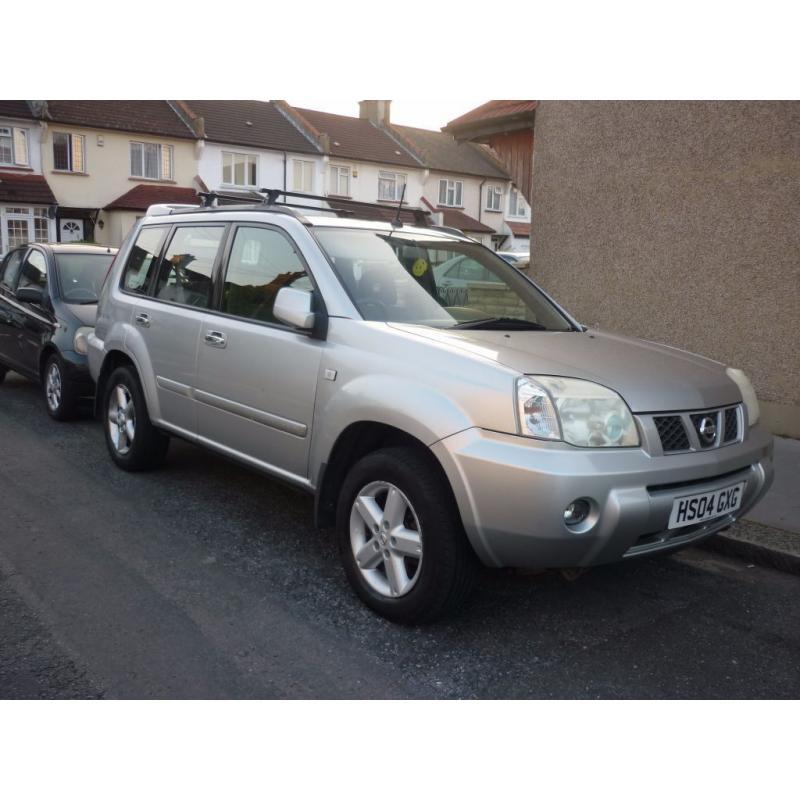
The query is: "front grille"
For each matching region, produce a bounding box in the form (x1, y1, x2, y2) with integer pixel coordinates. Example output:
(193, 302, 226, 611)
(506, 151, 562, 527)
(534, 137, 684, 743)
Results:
(690, 412, 719, 448)
(723, 407, 739, 442)
(654, 416, 690, 452)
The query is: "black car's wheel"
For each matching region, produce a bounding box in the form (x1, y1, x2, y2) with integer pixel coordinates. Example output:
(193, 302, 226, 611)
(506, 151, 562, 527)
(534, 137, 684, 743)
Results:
(336, 446, 478, 624)
(103, 365, 169, 471)
(43, 353, 80, 421)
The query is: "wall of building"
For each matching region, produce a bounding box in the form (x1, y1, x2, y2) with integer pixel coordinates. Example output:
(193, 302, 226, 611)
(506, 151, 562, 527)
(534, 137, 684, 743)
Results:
(41, 124, 197, 209)
(323, 158, 426, 208)
(529, 101, 800, 436)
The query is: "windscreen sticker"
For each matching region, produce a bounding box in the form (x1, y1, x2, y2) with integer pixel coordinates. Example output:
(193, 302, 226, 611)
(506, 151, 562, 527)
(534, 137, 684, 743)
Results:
(411, 258, 429, 277)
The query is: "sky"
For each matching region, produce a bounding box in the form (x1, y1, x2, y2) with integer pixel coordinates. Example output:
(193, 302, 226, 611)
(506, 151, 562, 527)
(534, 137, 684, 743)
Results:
(286, 99, 482, 132)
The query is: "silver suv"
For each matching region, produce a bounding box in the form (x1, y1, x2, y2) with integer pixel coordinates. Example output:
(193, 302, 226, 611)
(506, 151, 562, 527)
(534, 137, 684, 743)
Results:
(88, 191, 774, 622)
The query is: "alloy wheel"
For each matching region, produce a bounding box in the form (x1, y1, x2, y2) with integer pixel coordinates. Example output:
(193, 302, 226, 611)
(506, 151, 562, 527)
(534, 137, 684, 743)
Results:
(349, 481, 423, 598)
(45, 362, 62, 412)
(108, 384, 136, 455)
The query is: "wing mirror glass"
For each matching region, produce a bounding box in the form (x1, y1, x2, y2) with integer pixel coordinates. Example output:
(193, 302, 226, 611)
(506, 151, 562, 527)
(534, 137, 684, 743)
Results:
(273, 287, 315, 330)
(16, 285, 44, 305)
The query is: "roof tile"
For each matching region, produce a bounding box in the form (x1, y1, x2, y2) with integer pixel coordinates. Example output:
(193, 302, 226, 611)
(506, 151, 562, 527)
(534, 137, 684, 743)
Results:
(45, 101, 195, 139)
(0, 171, 56, 204)
(105, 184, 199, 211)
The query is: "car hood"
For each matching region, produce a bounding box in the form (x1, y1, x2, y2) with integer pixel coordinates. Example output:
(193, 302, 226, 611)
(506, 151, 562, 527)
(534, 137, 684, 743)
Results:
(64, 303, 97, 326)
(389, 325, 740, 412)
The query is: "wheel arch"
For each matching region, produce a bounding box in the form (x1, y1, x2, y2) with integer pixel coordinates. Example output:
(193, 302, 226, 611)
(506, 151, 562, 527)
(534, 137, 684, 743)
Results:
(93, 349, 137, 418)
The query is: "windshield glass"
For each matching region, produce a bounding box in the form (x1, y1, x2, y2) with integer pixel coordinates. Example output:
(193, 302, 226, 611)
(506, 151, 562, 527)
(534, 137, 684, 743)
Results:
(56, 253, 115, 304)
(314, 228, 573, 331)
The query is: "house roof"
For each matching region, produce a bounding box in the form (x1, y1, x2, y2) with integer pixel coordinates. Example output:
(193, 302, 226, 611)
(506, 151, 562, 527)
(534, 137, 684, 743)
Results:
(325, 198, 431, 226)
(105, 184, 199, 211)
(444, 100, 538, 131)
(292, 108, 421, 168)
(0, 101, 34, 121)
(0, 171, 56, 204)
(181, 100, 319, 155)
(390, 124, 509, 180)
(44, 101, 196, 139)
(507, 221, 530, 236)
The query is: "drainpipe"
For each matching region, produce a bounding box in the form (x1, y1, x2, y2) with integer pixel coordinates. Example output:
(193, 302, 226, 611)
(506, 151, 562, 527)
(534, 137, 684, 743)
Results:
(478, 178, 486, 245)
(283, 152, 287, 191)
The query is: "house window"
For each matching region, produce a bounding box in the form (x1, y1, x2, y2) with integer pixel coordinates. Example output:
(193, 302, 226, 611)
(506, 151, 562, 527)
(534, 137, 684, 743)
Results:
(222, 151, 257, 187)
(53, 132, 85, 173)
(509, 188, 527, 217)
(292, 160, 314, 193)
(0, 126, 29, 167)
(485, 185, 502, 211)
(438, 179, 463, 207)
(0, 206, 52, 254)
(330, 165, 351, 196)
(130, 141, 174, 181)
(378, 171, 407, 202)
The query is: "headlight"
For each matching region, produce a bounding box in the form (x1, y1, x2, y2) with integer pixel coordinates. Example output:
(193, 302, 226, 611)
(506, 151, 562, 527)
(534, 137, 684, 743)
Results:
(73, 326, 93, 355)
(517, 376, 639, 447)
(726, 368, 759, 426)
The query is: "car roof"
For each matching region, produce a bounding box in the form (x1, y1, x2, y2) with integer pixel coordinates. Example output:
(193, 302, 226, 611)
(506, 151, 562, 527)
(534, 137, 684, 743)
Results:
(35, 243, 118, 255)
(141, 207, 471, 243)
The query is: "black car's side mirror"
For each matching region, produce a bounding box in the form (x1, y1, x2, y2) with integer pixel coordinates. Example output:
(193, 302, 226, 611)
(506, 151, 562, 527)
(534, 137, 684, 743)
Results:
(16, 285, 44, 305)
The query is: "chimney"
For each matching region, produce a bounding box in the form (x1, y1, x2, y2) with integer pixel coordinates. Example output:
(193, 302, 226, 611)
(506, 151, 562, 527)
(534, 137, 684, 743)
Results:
(359, 100, 391, 126)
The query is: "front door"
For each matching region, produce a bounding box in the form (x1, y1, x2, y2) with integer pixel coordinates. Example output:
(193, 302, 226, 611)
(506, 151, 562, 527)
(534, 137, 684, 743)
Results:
(59, 219, 84, 242)
(194, 224, 323, 480)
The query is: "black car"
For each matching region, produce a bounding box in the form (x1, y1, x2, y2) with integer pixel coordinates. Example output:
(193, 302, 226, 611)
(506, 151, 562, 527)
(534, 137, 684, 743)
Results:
(0, 243, 117, 420)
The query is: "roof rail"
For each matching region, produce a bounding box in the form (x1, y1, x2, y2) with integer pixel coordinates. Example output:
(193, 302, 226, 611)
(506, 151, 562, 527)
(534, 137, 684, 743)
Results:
(145, 203, 200, 217)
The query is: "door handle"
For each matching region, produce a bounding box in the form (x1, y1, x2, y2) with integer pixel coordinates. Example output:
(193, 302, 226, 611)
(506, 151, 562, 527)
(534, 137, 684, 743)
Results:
(204, 330, 227, 348)
(134, 312, 150, 327)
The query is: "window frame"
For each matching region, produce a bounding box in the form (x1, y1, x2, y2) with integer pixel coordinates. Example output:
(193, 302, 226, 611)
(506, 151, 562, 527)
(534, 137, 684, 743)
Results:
(485, 184, 503, 212)
(118, 223, 172, 298)
(438, 178, 463, 208)
(0, 247, 27, 290)
(52, 131, 86, 173)
(508, 188, 527, 217)
(129, 140, 174, 181)
(292, 159, 315, 193)
(221, 150, 258, 188)
(329, 164, 352, 197)
(378, 170, 407, 202)
(0, 125, 29, 167)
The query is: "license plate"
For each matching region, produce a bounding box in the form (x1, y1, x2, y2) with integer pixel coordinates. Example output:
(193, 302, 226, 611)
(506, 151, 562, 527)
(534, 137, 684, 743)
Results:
(668, 482, 746, 530)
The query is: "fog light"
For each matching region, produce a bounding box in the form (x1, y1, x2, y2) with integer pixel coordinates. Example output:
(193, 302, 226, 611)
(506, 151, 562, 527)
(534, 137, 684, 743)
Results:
(564, 499, 590, 526)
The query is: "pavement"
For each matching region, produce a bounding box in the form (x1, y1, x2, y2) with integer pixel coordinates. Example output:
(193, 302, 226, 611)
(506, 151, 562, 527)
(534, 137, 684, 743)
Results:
(0, 371, 798, 699)
(706, 435, 800, 573)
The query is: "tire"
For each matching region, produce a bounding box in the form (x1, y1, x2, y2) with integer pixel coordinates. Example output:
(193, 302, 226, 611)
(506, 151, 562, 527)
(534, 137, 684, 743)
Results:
(43, 353, 80, 421)
(103, 365, 169, 471)
(336, 445, 478, 624)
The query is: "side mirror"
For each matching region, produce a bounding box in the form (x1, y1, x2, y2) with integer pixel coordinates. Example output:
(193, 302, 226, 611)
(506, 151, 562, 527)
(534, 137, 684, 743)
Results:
(273, 287, 315, 330)
(16, 285, 44, 305)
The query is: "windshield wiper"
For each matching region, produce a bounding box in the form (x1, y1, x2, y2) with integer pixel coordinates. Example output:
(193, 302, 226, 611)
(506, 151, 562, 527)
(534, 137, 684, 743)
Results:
(451, 316, 550, 331)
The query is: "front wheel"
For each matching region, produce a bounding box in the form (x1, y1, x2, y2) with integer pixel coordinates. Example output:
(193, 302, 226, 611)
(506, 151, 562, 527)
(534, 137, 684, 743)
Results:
(336, 446, 478, 624)
(103, 365, 169, 471)
(43, 353, 80, 421)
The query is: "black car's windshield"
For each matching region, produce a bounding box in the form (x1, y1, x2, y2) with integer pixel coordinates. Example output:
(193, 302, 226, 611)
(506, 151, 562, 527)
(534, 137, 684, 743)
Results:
(314, 228, 574, 331)
(56, 253, 115, 304)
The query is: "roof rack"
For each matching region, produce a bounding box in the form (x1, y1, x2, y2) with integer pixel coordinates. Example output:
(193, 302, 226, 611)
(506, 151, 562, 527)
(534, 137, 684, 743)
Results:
(158, 188, 438, 229)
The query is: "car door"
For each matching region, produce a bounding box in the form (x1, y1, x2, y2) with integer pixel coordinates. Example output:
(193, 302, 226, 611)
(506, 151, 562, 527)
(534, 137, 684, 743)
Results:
(0, 248, 26, 369)
(194, 223, 324, 481)
(15, 247, 56, 376)
(124, 223, 227, 437)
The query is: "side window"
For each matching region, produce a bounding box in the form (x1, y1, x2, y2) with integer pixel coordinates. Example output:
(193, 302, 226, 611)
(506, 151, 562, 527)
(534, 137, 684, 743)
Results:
(17, 250, 48, 291)
(1, 249, 25, 290)
(122, 226, 168, 294)
(221, 226, 310, 324)
(154, 226, 224, 308)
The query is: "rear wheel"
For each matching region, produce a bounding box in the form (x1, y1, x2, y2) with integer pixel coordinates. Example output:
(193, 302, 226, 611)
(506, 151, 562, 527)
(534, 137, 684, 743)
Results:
(43, 353, 80, 421)
(103, 365, 169, 471)
(336, 446, 477, 624)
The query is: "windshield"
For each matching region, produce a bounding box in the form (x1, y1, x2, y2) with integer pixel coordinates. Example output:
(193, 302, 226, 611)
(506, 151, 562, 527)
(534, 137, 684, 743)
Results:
(314, 228, 573, 331)
(56, 253, 115, 304)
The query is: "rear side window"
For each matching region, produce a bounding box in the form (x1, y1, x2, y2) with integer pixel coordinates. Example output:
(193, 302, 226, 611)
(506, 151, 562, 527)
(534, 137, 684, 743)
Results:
(122, 226, 167, 294)
(17, 249, 48, 290)
(221, 226, 311, 324)
(1, 249, 25, 289)
(154, 226, 225, 309)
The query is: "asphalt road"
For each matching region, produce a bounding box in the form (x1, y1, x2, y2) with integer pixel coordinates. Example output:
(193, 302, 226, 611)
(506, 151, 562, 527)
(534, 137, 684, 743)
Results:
(1, 372, 798, 699)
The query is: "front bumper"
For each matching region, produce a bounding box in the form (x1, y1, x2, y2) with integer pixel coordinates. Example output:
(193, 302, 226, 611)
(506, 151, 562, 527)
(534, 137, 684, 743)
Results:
(59, 349, 94, 396)
(431, 425, 774, 568)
